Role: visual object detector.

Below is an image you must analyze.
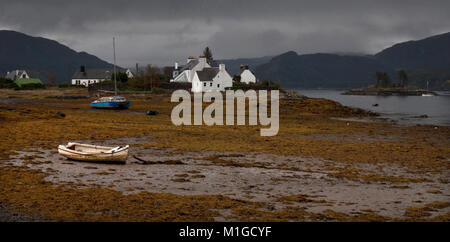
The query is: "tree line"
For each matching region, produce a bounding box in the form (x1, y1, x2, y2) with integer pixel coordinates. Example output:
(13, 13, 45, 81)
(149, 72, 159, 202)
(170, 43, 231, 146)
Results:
(375, 70, 409, 88)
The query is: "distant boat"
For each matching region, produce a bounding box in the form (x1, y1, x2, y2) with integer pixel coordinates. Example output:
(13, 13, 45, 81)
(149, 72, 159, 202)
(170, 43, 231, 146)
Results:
(58, 142, 129, 163)
(422, 81, 434, 96)
(91, 37, 131, 109)
(422, 93, 434, 97)
(90, 96, 131, 109)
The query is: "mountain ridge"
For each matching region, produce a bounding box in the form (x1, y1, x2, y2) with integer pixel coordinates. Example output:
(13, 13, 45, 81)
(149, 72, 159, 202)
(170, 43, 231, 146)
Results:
(0, 30, 114, 83)
(1, 30, 449, 89)
(254, 32, 450, 89)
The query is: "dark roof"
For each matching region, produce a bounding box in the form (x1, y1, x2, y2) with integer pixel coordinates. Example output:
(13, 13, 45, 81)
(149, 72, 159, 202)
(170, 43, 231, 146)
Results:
(72, 68, 126, 80)
(179, 60, 199, 72)
(5, 70, 27, 80)
(177, 58, 217, 72)
(196, 67, 219, 82)
(5, 71, 17, 80)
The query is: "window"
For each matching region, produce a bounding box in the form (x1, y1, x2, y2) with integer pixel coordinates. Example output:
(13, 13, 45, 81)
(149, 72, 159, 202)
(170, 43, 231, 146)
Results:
(204, 82, 206, 87)
(217, 84, 220, 88)
(210, 82, 212, 87)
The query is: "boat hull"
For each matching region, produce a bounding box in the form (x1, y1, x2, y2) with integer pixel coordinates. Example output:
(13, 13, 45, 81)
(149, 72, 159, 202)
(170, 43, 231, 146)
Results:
(58, 143, 128, 164)
(90, 101, 131, 109)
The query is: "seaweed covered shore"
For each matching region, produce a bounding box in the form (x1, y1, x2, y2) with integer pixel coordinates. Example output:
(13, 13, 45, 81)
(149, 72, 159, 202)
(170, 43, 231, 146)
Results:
(0, 88, 448, 221)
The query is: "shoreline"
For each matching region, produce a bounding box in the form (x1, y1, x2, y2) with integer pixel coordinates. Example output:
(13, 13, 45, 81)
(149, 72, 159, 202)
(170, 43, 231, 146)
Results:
(342, 89, 438, 96)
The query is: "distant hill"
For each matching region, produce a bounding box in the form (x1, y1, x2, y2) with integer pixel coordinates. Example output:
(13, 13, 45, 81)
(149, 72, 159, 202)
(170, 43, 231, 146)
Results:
(218, 56, 273, 76)
(255, 51, 394, 88)
(254, 32, 450, 89)
(375, 32, 450, 70)
(0, 30, 113, 83)
(375, 32, 450, 90)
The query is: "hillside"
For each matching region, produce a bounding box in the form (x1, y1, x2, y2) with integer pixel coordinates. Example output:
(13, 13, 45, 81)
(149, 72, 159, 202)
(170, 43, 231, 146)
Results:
(218, 56, 273, 76)
(254, 32, 450, 89)
(255, 51, 394, 88)
(375, 32, 450, 70)
(0, 30, 113, 83)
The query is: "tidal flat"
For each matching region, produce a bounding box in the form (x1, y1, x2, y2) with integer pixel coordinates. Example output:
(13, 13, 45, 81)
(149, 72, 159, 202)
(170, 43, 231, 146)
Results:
(0, 88, 449, 221)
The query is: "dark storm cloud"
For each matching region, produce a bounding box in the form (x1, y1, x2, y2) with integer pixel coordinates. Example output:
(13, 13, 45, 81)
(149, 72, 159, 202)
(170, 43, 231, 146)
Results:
(1, 0, 449, 66)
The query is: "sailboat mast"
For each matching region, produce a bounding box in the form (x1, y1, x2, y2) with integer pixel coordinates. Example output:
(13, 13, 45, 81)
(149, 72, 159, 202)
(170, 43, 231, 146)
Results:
(113, 37, 117, 95)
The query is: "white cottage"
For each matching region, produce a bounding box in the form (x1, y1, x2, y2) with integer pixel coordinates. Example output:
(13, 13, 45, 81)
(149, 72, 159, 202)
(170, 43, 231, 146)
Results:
(71, 66, 134, 87)
(238, 65, 256, 84)
(5, 70, 30, 80)
(124, 69, 134, 79)
(171, 55, 233, 92)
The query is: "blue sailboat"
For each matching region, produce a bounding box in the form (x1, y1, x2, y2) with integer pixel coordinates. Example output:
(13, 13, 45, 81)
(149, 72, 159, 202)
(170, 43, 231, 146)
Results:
(90, 96, 131, 109)
(90, 37, 131, 109)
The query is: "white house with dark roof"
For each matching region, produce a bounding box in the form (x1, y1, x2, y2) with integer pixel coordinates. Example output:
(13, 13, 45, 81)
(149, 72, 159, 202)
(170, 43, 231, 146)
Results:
(5, 70, 30, 80)
(71, 66, 134, 87)
(171, 55, 233, 92)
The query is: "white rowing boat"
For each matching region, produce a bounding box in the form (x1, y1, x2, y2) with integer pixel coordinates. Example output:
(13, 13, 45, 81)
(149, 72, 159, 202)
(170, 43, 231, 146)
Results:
(58, 142, 129, 163)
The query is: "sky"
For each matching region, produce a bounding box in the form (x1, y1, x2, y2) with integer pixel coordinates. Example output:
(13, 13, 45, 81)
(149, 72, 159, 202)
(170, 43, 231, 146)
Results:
(1, 0, 449, 67)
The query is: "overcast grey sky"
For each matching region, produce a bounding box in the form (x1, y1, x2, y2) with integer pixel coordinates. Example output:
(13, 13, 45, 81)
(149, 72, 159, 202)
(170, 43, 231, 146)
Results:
(1, 0, 449, 67)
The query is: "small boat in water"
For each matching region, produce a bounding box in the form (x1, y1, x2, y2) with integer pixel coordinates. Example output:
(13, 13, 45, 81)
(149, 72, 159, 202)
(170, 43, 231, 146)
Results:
(421, 93, 434, 97)
(422, 81, 435, 96)
(58, 142, 129, 163)
(90, 96, 131, 109)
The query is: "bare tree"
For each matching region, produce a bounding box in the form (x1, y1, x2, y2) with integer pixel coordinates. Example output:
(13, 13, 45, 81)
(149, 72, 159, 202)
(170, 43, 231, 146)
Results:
(48, 71, 58, 86)
(145, 64, 161, 90)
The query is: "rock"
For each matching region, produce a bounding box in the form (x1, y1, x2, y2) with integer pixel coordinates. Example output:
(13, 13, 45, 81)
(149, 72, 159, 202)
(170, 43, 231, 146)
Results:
(413, 114, 428, 118)
(56, 112, 66, 118)
(146, 110, 158, 115)
(0, 106, 16, 111)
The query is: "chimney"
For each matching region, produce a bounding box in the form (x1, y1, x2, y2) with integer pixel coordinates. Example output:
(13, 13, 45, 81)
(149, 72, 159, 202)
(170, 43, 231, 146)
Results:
(199, 55, 206, 64)
(219, 63, 225, 71)
(80, 66, 85, 73)
(175, 62, 179, 70)
(187, 56, 195, 63)
(245, 64, 249, 70)
(240, 64, 244, 70)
